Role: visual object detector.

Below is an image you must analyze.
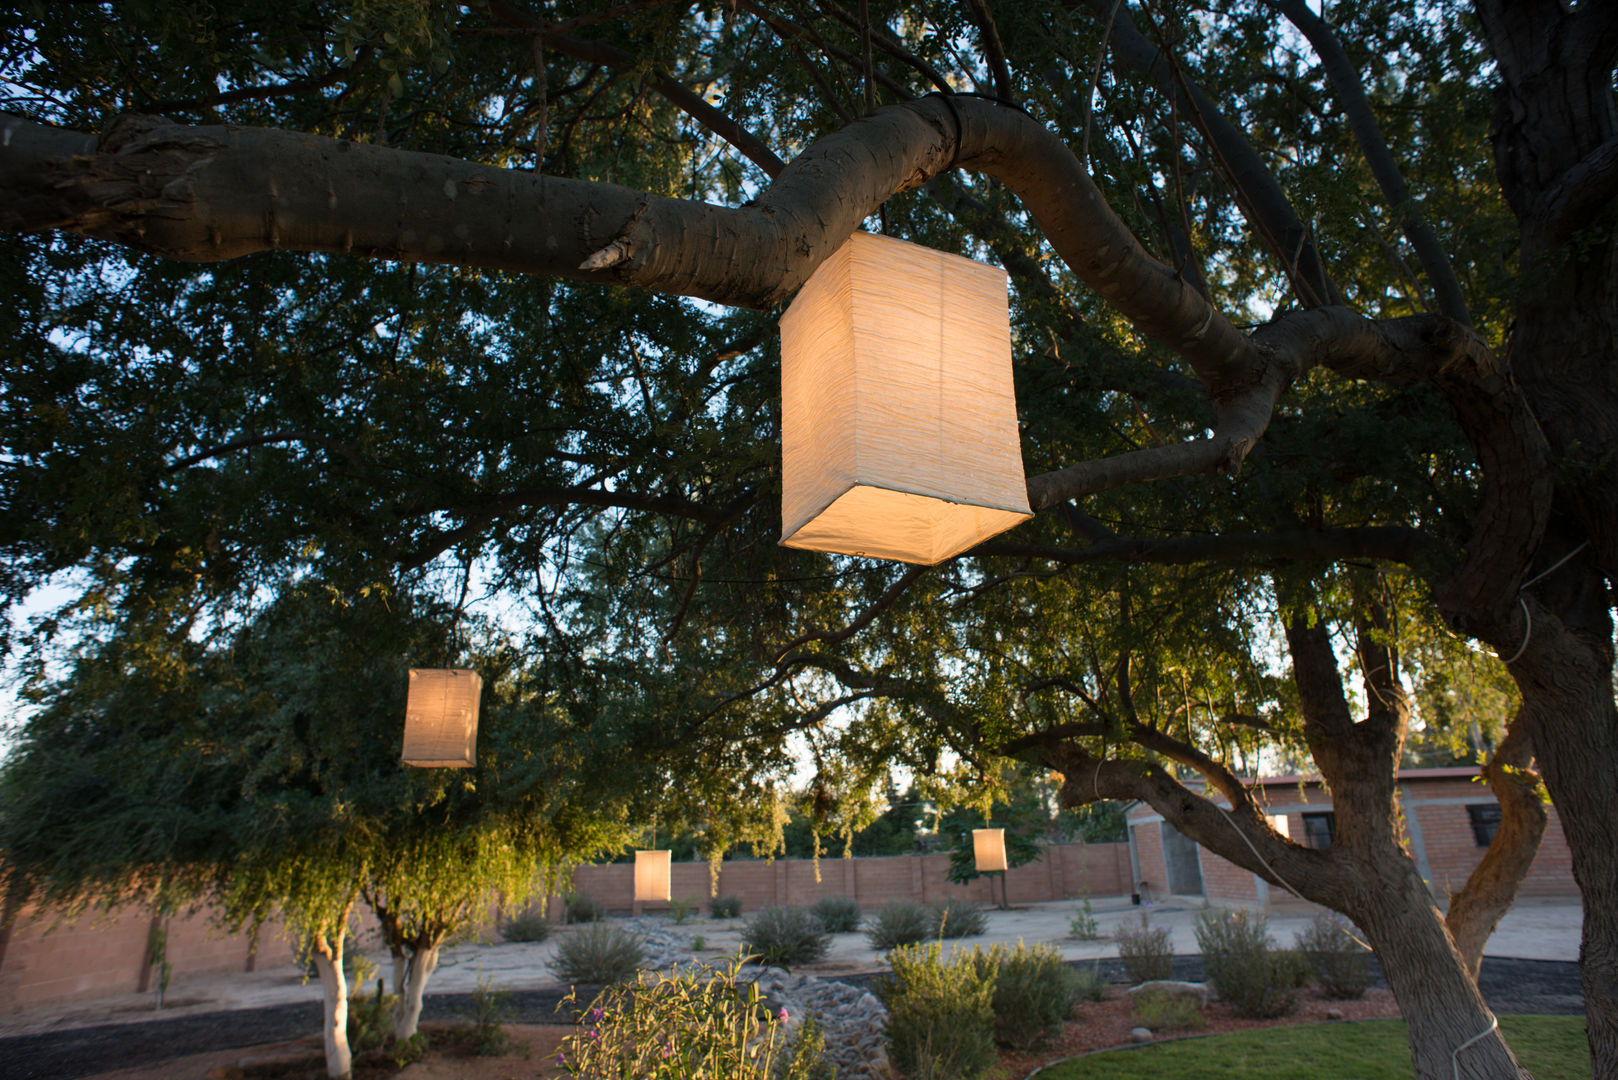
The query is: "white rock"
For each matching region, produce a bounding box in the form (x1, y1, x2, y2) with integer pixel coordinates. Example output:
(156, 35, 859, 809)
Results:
(1130, 1026, 1155, 1043)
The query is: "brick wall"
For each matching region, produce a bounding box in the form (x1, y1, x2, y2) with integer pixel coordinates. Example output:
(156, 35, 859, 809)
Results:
(552, 842, 1130, 917)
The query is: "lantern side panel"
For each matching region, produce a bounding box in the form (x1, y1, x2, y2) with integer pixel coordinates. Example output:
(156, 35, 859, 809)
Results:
(402, 668, 481, 768)
(780, 242, 859, 542)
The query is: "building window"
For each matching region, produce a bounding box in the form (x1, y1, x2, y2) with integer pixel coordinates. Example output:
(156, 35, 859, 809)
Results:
(1467, 804, 1502, 847)
(1301, 812, 1336, 850)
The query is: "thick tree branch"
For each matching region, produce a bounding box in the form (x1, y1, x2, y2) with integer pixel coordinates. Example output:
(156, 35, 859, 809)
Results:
(1269, 0, 1470, 325)
(1536, 135, 1618, 242)
(964, 0, 1016, 102)
(975, 526, 1437, 569)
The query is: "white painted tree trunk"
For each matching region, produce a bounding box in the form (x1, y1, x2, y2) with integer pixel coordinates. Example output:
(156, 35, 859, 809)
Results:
(392, 946, 440, 1041)
(311, 942, 353, 1079)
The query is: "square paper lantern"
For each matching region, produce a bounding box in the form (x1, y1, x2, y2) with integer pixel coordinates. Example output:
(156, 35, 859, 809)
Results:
(401, 668, 482, 768)
(779, 231, 1032, 564)
(634, 850, 672, 903)
(973, 828, 1008, 873)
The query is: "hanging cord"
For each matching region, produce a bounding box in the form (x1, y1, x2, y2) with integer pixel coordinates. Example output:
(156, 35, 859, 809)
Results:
(1213, 803, 1373, 951)
(1499, 539, 1591, 665)
(1452, 1015, 1499, 1080)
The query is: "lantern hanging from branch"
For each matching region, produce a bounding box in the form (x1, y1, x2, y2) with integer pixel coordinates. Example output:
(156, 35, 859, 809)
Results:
(973, 827, 1008, 873)
(634, 850, 672, 903)
(779, 231, 1032, 565)
(401, 668, 482, 768)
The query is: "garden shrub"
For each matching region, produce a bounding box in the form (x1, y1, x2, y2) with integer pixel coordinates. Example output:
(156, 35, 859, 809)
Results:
(500, 907, 552, 943)
(565, 893, 604, 924)
(556, 958, 822, 1078)
(878, 942, 998, 1080)
(970, 942, 1076, 1050)
(741, 905, 831, 968)
(930, 898, 987, 939)
(1068, 960, 1107, 1002)
(810, 895, 863, 933)
(347, 979, 398, 1054)
(1297, 913, 1372, 999)
(709, 894, 742, 918)
(548, 922, 646, 984)
(667, 895, 699, 924)
(1115, 914, 1174, 983)
(1068, 896, 1101, 940)
(467, 974, 514, 1056)
(1131, 989, 1205, 1031)
(1193, 908, 1299, 1018)
(866, 900, 936, 950)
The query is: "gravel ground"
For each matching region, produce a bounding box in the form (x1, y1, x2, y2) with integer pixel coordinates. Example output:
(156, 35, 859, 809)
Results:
(0, 957, 1585, 1080)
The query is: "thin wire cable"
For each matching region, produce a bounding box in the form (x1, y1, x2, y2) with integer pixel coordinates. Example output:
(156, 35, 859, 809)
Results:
(1452, 1014, 1499, 1080)
(1501, 596, 1532, 665)
(1213, 803, 1373, 951)
(1496, 539, 1589, 665)
(1520, 539, 1590, 590)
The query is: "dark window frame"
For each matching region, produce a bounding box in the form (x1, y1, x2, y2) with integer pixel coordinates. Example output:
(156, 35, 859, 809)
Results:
(1467, 803, 1502, 847)
(1301, 811, 1336, 850)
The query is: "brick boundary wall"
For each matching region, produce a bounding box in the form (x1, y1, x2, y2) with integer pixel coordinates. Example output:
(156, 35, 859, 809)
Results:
(0, 841, 1128, 1015)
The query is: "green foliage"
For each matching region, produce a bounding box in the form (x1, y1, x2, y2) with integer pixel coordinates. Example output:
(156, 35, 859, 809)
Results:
(740, 905, 831, 968)
(466, 975, 515, 1056)
(500, 907, 552, 943)
(1068, 961, 1107, 1003)
(566, 895, 606, 924)
(809, 895, 863, 933)
(557, 958, 821, 1078)
(690, 935, 706, 951)
(877, 943, 999, 1080)
(667, 896, 700, 924)
(865, 901, 936, 951)
(1068, 896, 1101, 940)
(1115, 915, 1174, 984)
(549, 923, 647, 985)
(1296, 914, 1372, 1000)
(709, 895, 742, 919)
(938, 774, 1048, 886)
(1194, 909, 1299, 1019)
(1131, 989, 1205, 1031)
(931, 899, 986, 939)
(348, 979, 399, 1055)
(968, 942, 1077, 1050)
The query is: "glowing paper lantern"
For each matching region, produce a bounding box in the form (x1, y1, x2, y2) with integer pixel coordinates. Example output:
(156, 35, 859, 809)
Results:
(634, 850, 672, 903)
(779, 231, 1032, 565)
(973, 828, 1008, 873)
(401, 668, 481, 768)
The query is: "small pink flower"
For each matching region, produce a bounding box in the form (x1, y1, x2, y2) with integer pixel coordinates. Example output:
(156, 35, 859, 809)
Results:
(777, 1006, 789, 1023)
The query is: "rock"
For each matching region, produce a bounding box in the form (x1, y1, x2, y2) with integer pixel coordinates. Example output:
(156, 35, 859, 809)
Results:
(1126, 980, 1211, 1008)
(1130, 1026, 1155, 1043)
(1326, 1007, 1345, 1020)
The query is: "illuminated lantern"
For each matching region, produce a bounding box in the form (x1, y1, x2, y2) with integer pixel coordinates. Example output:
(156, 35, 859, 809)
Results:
(401, 668, 481, 768)
(973, 828, 1008, 873)
(779, 231, 1032, 565)
(634, 850, 672, 903)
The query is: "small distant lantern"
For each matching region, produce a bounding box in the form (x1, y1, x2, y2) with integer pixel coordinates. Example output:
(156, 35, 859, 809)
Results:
(973, 828, 1008, 873)
(634, 850, 672, 903)
(401, 668, 482, 768)
(778, 231, 1033, 565)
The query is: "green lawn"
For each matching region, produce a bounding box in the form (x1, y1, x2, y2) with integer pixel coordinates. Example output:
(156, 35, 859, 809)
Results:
(1030, 1016, 1588, 1080)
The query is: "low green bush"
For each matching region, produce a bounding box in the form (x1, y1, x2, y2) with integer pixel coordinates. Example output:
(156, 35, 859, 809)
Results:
(548, 922, 646, 985)
(1115, 914, 1174, 983)
(556, 958, 822, 1078)
(810, 895, 863, 933)
(1068, 960, 1106, 1003)
(866, 900, 936, 950)
(1297, 913, 1372, 999)
(347, 979, 398, 1054)
(467, 974, 514, 1056)
(565, 894, 604, 924)
(500, 907, 552, 943)
(1131, 988, 1205, 1031)
(878, 942, 998, 1080)
(709, 894, 742, 919)
(741, 905, 831, 968)
(1068, 896, 1101, 940)
(1194, 908, 1299, 1019)
(667, 895, 700, 924)
(931, 898, 986, 939)
(970, 942, 1076, 1050)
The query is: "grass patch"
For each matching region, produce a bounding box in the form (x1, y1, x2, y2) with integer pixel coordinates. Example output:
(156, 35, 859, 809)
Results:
(1031, 1016, 1587, 1080)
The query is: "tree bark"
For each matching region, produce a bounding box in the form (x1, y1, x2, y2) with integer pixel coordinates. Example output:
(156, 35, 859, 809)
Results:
(310, 931, 353, 1079)
(393, 945, 440, 1041)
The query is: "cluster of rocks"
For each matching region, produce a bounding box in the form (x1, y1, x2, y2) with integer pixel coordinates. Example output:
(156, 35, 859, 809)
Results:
(745, 967, 890, 1080)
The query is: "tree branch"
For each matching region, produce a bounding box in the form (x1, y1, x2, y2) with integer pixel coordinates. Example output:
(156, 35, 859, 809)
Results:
(974, 526, 1437, 570)
(1536, 135, 1618, 242)
(772, 565, 930, 664)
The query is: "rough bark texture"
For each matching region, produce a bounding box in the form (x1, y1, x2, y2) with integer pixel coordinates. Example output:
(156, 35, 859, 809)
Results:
(311, 932, 353, 1079)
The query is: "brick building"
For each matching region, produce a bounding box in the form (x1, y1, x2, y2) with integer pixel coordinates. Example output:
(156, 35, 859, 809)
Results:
(1125, 767, 1576, 910)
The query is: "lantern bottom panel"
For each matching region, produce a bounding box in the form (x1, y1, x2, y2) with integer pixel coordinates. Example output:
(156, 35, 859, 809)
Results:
(781, 483, 1031, 565)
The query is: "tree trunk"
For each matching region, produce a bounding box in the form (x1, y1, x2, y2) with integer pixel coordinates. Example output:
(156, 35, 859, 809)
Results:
(1511, 608, 1618, 1080)
(393, 945, 440, 1041)
(1345, 853, 1530, 1080)
(311, 934, 353, 1080)
(388, 943, 407, 999)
